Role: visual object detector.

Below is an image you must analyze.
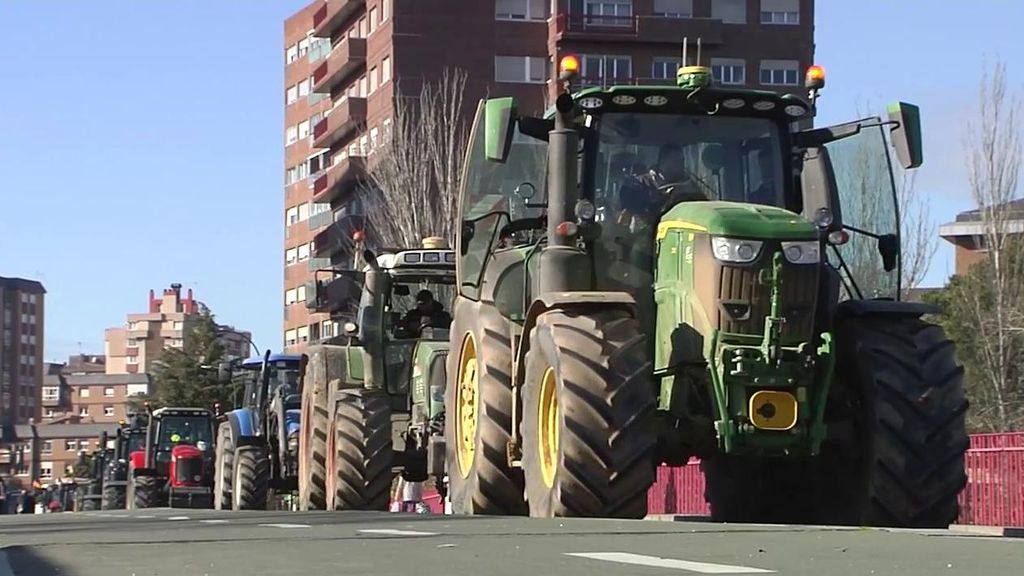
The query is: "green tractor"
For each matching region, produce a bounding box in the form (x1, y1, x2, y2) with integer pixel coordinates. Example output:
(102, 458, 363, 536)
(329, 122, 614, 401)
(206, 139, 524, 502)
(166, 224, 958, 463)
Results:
(443, 54, 968, 527)
(298, 237, 455, 510)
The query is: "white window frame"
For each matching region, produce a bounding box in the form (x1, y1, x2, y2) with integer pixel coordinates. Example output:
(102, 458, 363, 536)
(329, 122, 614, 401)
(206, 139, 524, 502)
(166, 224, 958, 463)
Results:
(286, 85, 298, 104)
(285, 329, 297, 346)
(712, 0, 747, 24)
(584, 0, 633, 26)
(298, 243, 311, 262)
(653, 0, 693, 18)
(759, 60, 799, 86)
(286, 206, 299, 226)
(79, 406, 89, 417)
(298, 78, 310, 97)
(581, 54, 633, 83)
(711, 58, 746, 85)
(126, 356, 139, 365)
(651, 57, 679, 80)
(494, 55, 547, 84)
(286, 247, 298, 265)
(495, 0, 548, 21)
(382, 56, 392, 84)
(286, 44, 298, 64)
(286, 288, 298, 305)
(286, 126, 298, 146)
(298, 120, 311, 140)
(297, 285, 307, 302)
(103, 387, 114, 397)
(79, 388, 90, 398)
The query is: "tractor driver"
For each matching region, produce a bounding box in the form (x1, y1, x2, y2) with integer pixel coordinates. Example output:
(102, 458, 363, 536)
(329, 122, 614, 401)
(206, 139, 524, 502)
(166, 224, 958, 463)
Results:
(397, 289, 452, 337)
(619, 144, 708, 234)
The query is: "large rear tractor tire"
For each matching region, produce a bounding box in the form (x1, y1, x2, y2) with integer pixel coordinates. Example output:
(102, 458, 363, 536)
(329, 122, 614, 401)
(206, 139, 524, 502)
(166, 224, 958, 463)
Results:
(829, 314, 969, 528)
(233, 445, 271, 511)
(101, 484, 126, 510)
(132, 476, 159, 510)
(445, 300, 526, 516)
(300, 345, 347, 510)
(80, 497, 99, 512)
(214, 422, 236, 511)
(521, 309, 657, 518)
(328, 389, 393, 510)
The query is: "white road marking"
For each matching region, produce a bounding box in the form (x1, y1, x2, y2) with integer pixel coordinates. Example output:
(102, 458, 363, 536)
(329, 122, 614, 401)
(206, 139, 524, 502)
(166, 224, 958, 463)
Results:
(200, 519, 230, 524)
(167, 516, 190, 521)
(566, 552, 775, 574)
(258, 523, 311, 529)
(358, 528, 439, 537)
(134, 515, 155, 519)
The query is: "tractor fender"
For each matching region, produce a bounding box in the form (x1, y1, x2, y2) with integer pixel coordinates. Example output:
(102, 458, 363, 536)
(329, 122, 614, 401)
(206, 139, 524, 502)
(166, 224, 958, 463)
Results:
(235, 435, 267, 450)
(128, 450, 147, 472)
(226, 408, 258, 441)
(835, 299, 939, 319)
(512, 291, 637, 391)
(131, 467, 158, 478)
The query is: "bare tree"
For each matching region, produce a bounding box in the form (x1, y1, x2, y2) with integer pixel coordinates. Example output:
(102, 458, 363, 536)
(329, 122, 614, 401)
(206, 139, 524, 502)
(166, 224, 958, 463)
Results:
(361, 68, 469, 249)
(950, 59, 1024, 430)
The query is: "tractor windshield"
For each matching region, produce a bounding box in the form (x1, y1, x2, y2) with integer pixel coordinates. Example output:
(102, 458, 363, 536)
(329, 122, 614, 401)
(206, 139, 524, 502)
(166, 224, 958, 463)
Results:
(157, 416, 213, 452)
(266, 362, 301, 398)
(388, 273, 456, 340)
(127, 430, 146, 453)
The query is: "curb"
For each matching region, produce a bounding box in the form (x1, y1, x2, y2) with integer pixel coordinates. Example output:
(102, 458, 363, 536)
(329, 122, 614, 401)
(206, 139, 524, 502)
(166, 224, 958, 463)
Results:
(644, 514, 713, 522)
(947, 524, 1024, 538)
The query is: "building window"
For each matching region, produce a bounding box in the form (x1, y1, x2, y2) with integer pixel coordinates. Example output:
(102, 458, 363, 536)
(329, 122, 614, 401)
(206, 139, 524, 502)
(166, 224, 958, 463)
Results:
(359, 16, 368, 37)
(298, 120, 311, 140)
(45, 409, 54, 418)
(712, 0, 747, 24)
(173, 321, 184, 330)
(285, 329, 297, 346)
(297, 284, 307, 302)
(286, 247, 298, 265)
(39, 462, 53, 480)
(286, 85, 298, 104)
(286, 288, 298, 305)
(42, 386, 59, 401)
(760, 0, 799, 24)
(298, 203, 311, 221)
(651, 58, 679, 80)
(322, 319, 336, 339)
(382, 118, 393, 142)
(584, 0, 633, 26)
(286, 125, 298, 146)
(382, 56, 392, 84)
(495, 55, 547, 83)
(168, 338, 183, 347)
(298, 243, 310, 261)
(104, 387, 114, 397)
(286, 44, 298, 64)
(298, 78, 311, 97)
(286, 206, 299, 226)
(759, 60, 799, 85)
(65, 439, 77, 451)
(370, 67, 378, 93)
(42, 441, 52, 454)
(297, 325, 310, 343)
(104, 406, 115, 416)
(127, 356, 138, 365)
(382, 0, 390, 21)
(298, 36, 311, 57)
(127, 338, 139, 347)
(581, 54, 632, 84)
(653, 0, 692, 17)
(79, 388, 90, 398)
(370, 7, 378, 32)
(370, 127, 380, 151)
(495, 0, 547, 20)
(711, 58, 746, 85)
(80, 407, 89, 417)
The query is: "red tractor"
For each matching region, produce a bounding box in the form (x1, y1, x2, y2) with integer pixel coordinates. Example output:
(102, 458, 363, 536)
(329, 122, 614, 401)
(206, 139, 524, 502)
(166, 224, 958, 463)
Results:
(127, 406, 216, 509)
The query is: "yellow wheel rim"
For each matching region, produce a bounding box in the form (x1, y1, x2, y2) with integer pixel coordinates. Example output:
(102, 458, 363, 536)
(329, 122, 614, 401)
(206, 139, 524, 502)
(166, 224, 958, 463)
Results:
(455, 334, 479, 478)
(538, 367, 560, 488)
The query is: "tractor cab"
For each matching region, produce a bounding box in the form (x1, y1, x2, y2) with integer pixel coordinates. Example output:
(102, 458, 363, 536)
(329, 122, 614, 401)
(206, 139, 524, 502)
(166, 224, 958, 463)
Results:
(238, 353, 303, 414)
(128, 407, 216, 509)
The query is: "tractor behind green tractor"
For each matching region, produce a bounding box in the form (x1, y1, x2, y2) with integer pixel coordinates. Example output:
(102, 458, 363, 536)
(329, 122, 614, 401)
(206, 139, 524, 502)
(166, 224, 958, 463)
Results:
(297, 237, 455, 510)
(442, 52, 968, 527)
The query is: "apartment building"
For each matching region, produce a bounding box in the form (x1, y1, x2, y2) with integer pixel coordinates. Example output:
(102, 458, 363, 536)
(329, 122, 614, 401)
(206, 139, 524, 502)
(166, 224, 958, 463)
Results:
(104, 284, 251, 374)
(282, 0, 815, 350)
(41, 371, 151, 425)
(0, 276, 46, 426)
(939, 199, 1024, 276)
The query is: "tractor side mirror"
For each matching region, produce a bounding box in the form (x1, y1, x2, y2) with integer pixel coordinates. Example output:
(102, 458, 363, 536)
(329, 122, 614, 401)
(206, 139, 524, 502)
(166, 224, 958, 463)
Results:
(305, 280, 322, 310)
(878, 233, 899, 272)
(485, 97, 518, 163)
(800, 146, 842, 233)
(216, 362, 232, 384)
(887, 102, 923, 170)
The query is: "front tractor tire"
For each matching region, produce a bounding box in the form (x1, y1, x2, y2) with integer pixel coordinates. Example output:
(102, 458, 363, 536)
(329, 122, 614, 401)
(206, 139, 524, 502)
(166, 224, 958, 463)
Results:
(132, 476, 159, 510)
(233, 445, 271, 511)
(101, 484, 126, 510)
(327, 389, 393, 510)
(214, 422, 236, 510)
(521, 309, 657, 519)
(300, 346, 345, 510)
(830, 313, 970, 528)
(445, 301, 526, 516)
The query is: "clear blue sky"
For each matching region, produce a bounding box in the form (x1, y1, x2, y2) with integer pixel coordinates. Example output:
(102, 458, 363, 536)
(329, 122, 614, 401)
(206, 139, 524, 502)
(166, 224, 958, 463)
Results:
(1, 1, 1021, 363)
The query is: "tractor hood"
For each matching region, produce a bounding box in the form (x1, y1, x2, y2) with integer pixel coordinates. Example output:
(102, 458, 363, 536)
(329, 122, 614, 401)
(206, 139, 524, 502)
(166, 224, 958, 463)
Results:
(658, 201, 817, 240)
(285, 409, 301, 437)
(171, 444, 204, 460)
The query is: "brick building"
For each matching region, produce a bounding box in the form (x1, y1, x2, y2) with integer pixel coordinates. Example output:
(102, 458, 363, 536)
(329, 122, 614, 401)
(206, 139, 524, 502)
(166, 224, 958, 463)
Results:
(41, 371, 151, 425)
(939, 199, 1024, 276)
(0, 423, 119, 483)
(281, 0, 815, 350)
(0, 276, 46, 426)
(104, 284, 251, 374)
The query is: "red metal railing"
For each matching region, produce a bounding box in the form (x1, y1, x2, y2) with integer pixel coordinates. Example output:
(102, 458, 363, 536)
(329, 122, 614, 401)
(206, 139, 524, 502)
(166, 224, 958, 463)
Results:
(647, 432, 1024, 526)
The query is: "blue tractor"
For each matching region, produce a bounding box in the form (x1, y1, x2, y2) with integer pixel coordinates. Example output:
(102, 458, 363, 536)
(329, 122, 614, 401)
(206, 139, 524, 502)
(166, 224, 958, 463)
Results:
(213, 352, 303, 510)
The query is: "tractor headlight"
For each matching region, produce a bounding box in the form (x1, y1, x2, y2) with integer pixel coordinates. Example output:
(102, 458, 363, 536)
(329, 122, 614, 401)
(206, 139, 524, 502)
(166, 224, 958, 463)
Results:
(711, 237, 763, 264)
(781, 241, 821, 264)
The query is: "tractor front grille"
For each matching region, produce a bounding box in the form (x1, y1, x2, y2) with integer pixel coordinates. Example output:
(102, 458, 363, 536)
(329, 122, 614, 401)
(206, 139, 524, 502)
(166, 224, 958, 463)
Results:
(717, 260, 818, 340)
(174, 457, 205, 486)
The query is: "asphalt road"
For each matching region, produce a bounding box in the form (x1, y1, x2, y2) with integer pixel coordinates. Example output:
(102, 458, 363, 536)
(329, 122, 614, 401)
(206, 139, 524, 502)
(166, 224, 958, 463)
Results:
(0, 508, 1021, 576)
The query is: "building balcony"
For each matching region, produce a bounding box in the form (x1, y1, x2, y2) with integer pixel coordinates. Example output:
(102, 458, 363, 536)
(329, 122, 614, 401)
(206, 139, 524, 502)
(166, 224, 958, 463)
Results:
(312, 212, 365, 258)
(313, 0, 366, 39)
(312, 37, 366, 95)
(311, 155, 366, 205)
(551, 14, 723, 45)
(311, 97, 367, 150)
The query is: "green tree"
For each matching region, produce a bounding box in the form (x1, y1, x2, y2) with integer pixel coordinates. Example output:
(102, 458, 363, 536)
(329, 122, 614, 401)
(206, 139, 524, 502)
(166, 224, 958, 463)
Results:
(150, 311, 233, 410)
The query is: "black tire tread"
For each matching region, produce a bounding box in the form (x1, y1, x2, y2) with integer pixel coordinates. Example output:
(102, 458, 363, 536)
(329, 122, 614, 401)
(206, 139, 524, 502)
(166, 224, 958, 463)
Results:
(331, 389, 393, 510)
(300, 345, 344, 510)
(445, 299, 526, 515)
(101, 484, 126, 510)
(521, 309, 657, 518)
(132, 476, 159, 509)
(214, 422, 235, 510)
(234, 445, 271, 511)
